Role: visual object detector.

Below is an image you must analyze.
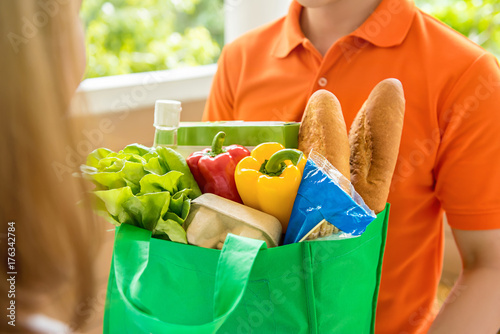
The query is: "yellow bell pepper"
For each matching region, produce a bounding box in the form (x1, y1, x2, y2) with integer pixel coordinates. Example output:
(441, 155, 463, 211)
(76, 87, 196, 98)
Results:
(234, 143, 306, 232)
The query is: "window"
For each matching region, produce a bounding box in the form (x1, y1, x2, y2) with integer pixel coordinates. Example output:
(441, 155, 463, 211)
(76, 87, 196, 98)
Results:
(81, 0, 224, 79)
(416, 0, 500, 58)
(76, 0, 498, 115)
(76, 0, 290, 114)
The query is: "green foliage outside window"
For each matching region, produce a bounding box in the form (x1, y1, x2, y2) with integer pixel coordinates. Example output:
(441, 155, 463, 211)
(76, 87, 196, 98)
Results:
(415, 0, 500, 58)
(81, 0, 499, 79)
(81, 0, 224, 78)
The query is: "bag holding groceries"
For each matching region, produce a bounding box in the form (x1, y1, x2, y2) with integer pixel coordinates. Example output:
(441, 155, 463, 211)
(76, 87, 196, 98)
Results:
(103, 208, 389, 334)
(82, 79, 405, 333)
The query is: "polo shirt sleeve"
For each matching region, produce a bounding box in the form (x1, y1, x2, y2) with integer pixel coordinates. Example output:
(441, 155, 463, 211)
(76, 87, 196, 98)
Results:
(202, 46, 236, 121)
(434, 52, 500, 230)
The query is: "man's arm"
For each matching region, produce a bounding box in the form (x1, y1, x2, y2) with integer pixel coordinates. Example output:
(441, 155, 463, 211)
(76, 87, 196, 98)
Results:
(428, 227, 500, 333)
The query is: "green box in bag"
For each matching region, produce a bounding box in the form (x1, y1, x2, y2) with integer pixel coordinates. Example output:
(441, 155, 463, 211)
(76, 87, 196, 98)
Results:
(103, 205, 389, 334)
(178, 121, 299, 147)
(169, 122, 299, 157)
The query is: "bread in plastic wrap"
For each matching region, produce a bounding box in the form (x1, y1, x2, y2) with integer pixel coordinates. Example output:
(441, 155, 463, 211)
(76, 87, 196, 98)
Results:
(284, 151, 376, 244)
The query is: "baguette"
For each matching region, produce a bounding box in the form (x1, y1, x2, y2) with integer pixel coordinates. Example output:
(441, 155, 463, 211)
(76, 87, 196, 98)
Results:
(298, 89, 351, 181)
(298, 90, 351, 240)
(349, 78, 405, 213)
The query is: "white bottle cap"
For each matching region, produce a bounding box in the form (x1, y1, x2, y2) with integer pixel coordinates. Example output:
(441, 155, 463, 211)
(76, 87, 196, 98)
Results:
(154, 100, 181, 128)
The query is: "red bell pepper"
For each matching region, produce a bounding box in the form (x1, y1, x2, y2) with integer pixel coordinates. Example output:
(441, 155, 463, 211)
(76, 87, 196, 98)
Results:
(186, 131, 250, 203)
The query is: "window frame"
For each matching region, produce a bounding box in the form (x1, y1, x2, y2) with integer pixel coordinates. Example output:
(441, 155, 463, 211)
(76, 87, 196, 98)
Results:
(73, 64, 216, 114)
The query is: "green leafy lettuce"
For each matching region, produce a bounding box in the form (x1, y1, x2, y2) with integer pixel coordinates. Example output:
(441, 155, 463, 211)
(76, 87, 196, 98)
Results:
(81, 144, 201, 243)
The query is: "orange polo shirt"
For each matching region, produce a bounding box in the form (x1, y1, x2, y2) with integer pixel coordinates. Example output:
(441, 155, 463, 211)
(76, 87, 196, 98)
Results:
(203, 0, 500, 333)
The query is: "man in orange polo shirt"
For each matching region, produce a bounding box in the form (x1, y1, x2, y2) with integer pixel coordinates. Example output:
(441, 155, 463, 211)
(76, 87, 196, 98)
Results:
(203, 0, 500, 333)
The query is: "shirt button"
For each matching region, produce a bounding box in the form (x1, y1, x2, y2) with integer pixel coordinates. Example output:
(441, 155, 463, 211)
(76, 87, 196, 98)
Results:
(318, 77, 328, 87)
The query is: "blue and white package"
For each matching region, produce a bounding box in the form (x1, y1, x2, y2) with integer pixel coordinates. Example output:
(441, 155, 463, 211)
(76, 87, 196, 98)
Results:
(284, 151, 376, 244)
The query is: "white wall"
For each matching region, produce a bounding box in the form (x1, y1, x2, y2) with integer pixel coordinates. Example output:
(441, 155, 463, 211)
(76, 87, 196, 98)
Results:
(224, 0, 292, 44)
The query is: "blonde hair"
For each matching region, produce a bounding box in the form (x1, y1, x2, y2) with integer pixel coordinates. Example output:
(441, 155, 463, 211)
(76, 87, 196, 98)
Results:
(0, 0, 100, 332)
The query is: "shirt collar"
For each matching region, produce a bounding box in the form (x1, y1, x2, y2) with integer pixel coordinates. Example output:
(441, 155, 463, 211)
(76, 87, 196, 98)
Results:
(272, 0, 416, 58)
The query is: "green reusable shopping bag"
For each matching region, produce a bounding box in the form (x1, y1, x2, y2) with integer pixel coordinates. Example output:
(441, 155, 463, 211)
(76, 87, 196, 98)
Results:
(103, 204, 390, 334)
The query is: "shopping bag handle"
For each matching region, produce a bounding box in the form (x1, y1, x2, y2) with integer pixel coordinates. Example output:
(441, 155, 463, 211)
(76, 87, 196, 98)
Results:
(113, 224, 267, 333)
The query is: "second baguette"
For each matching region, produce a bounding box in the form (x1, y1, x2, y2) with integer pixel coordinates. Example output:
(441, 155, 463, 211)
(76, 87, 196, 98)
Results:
(349, 78, 405, 213)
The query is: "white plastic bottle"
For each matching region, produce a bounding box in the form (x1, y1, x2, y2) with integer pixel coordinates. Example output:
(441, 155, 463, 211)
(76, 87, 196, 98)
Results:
(153, 100, 181, 148)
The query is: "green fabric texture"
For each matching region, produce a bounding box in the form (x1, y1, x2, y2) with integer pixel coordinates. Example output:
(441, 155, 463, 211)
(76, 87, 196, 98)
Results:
(104, 204, 390, 333)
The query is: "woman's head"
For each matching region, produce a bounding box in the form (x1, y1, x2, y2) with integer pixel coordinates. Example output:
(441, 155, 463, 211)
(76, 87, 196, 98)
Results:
(0, 0, 99, 332)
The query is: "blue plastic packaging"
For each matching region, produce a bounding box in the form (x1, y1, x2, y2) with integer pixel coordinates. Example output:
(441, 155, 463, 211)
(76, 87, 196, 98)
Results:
(284, 152, 376, 244)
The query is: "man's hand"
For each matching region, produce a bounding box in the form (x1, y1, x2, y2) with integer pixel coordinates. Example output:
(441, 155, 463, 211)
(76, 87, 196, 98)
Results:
(429, 228, 500, 333)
